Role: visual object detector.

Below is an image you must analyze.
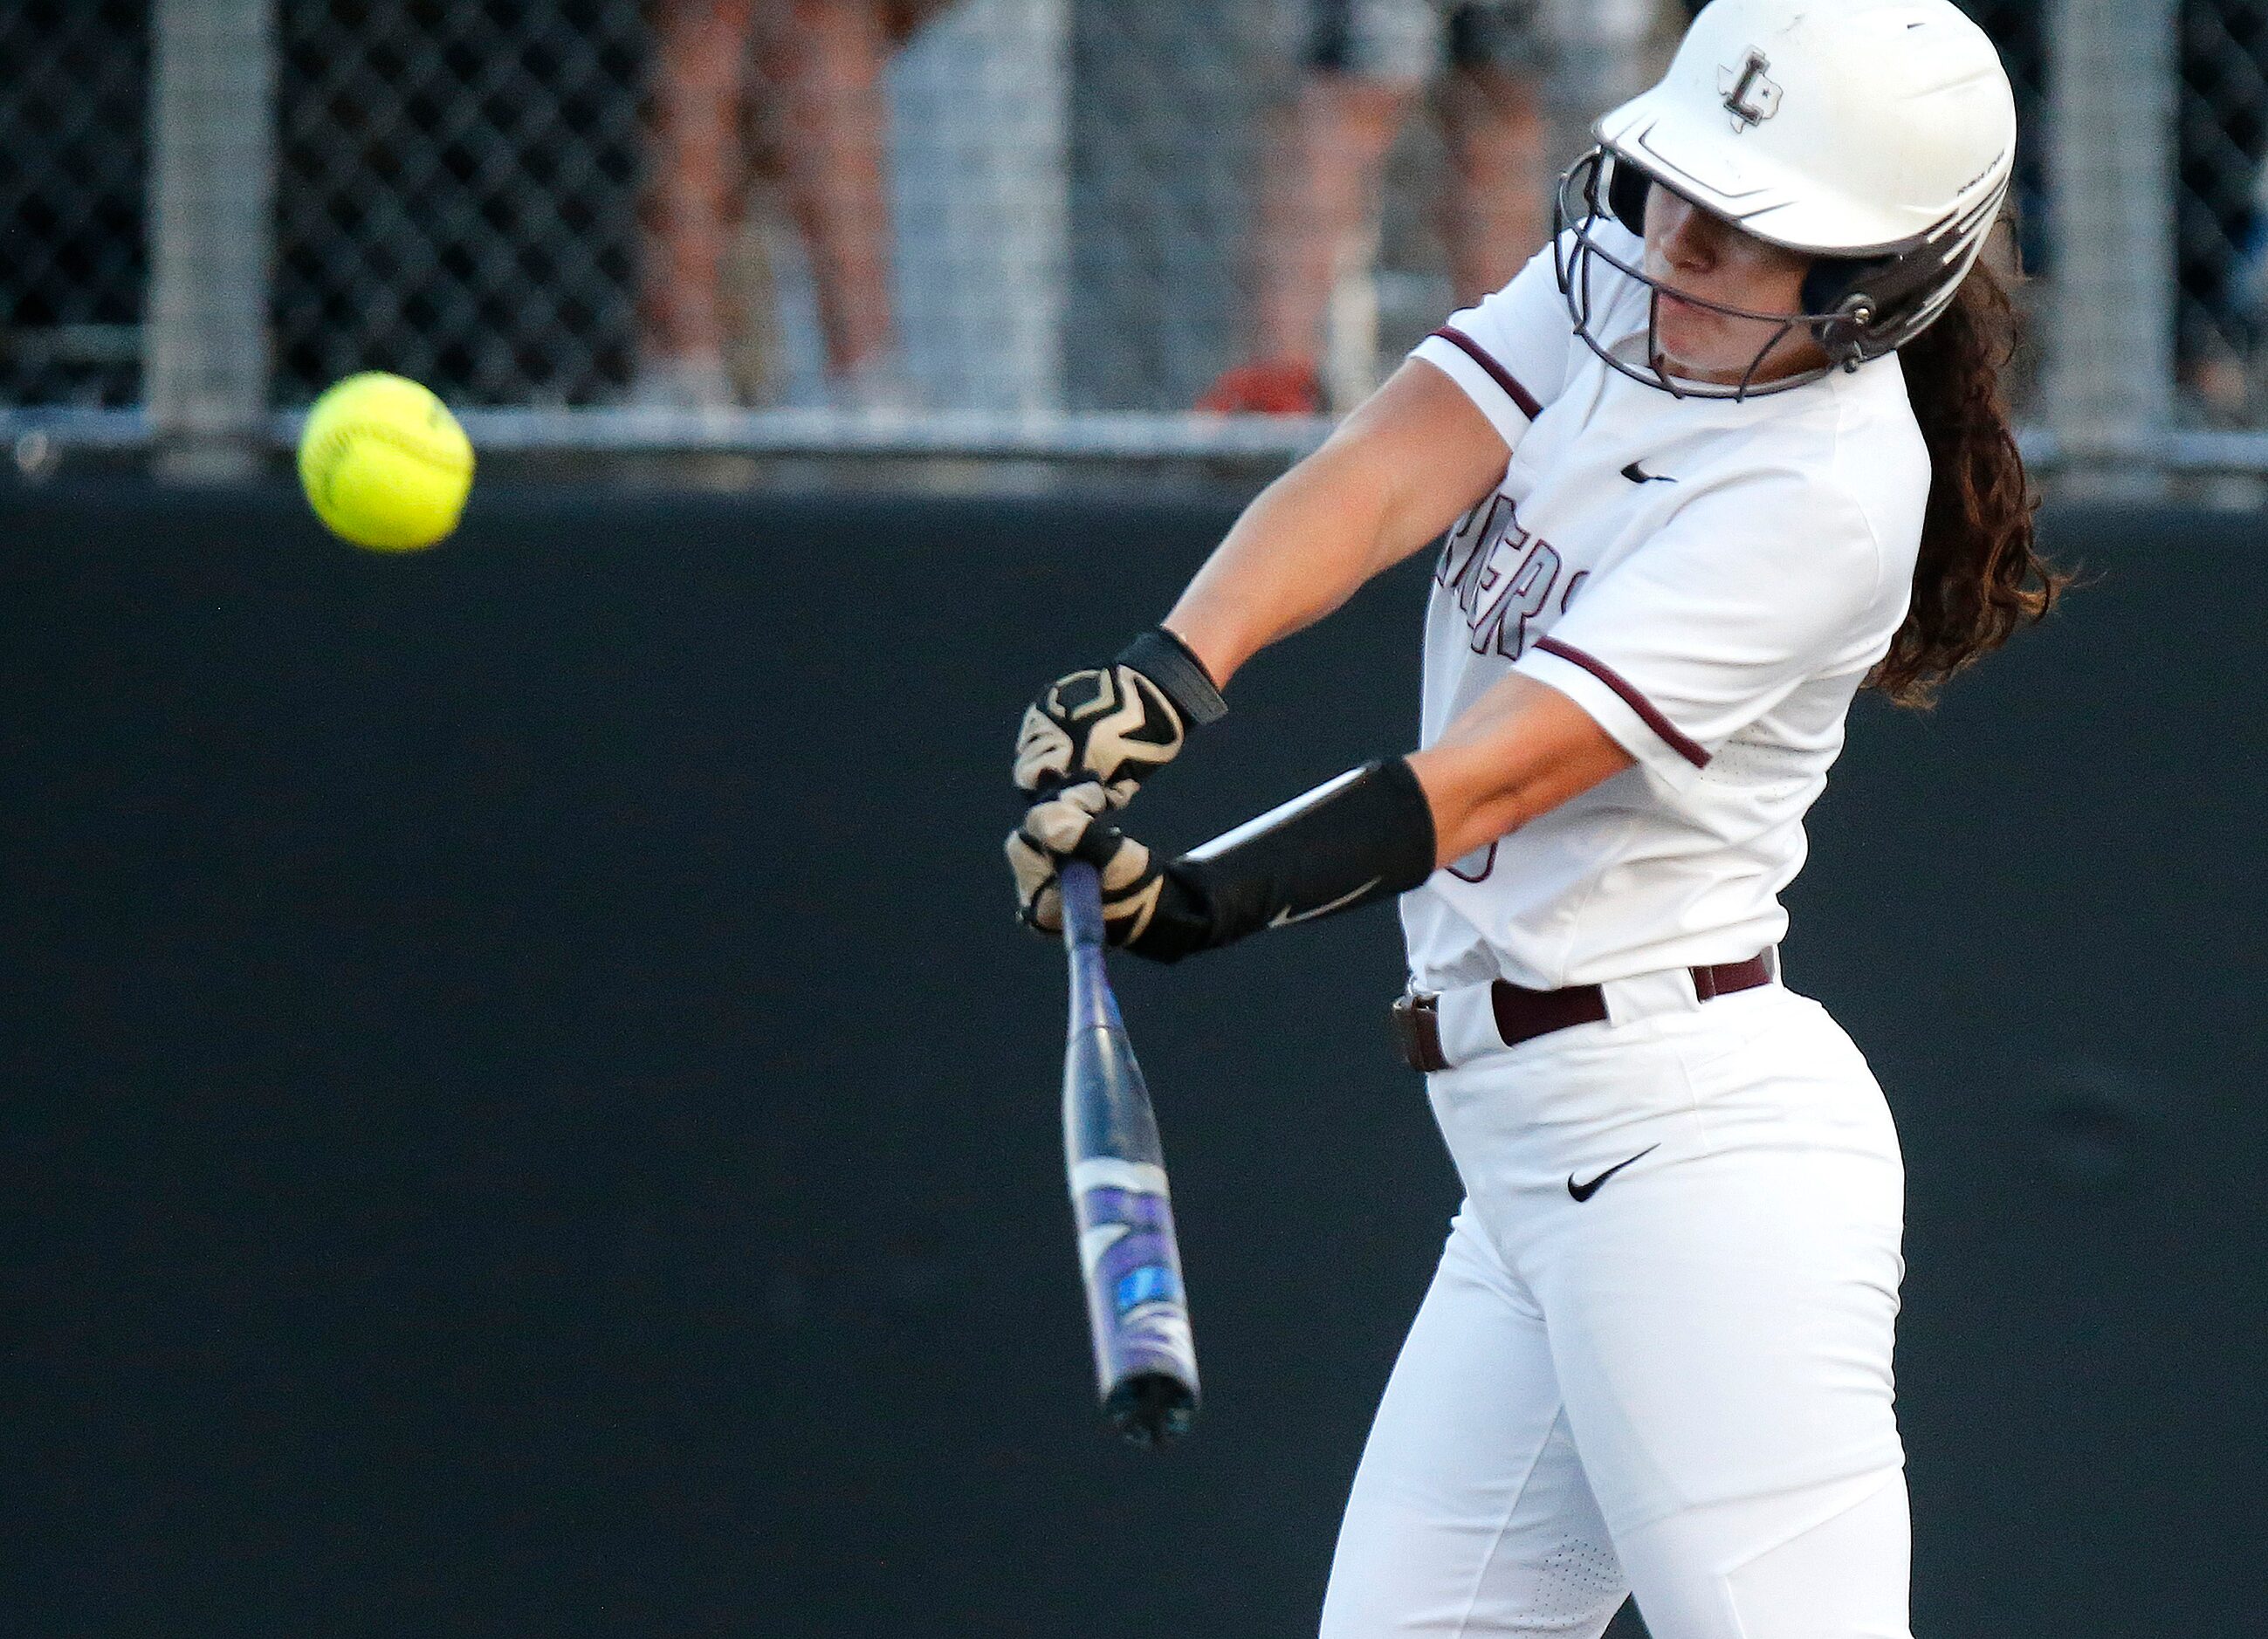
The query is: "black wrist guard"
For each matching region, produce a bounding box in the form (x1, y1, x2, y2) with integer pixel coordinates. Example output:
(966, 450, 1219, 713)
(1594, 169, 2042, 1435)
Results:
(1117, 627, 1227, 728)
(1129, 758, 1437, 964)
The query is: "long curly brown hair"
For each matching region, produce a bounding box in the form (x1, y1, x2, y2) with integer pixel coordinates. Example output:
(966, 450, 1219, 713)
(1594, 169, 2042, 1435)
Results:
(1869, 257, 2065, 706)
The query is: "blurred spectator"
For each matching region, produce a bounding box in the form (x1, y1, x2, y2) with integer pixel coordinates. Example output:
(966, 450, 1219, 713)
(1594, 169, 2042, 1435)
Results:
(1199, 0, 1663, 415)
(637, 0, 955, 409)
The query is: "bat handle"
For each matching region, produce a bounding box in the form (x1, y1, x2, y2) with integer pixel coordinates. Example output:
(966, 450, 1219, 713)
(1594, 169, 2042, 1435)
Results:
(1059, 858, 1106, 950)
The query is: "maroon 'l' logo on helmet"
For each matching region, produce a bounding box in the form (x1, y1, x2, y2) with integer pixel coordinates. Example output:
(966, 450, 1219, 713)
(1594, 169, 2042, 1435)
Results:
(1718, 49, 1783, 131)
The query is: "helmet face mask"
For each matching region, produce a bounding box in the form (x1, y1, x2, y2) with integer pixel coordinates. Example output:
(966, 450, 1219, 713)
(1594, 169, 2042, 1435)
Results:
(1553, 150, 1880, 401)
(1555, 0, 2017, 403)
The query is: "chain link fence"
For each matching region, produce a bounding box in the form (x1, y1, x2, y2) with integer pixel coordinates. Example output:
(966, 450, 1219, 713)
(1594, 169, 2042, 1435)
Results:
(0, 1, 148, 412)
(5, 2, 2268, 472)
(275, 0, 644, 408)
(2181, 0, 2268, 422)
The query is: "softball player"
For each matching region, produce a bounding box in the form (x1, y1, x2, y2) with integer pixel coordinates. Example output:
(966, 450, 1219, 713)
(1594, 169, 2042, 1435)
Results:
(1010, 2, 2058, 1634)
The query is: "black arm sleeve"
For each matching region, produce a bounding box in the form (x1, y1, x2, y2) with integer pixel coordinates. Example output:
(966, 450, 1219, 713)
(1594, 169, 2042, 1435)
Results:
(1130, 758, 1437, 964)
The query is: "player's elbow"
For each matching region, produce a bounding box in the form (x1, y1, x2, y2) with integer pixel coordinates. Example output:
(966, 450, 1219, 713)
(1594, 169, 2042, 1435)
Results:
(1407, 678, 1637, 866)
(1405, 737, 1551, 865)
(1422, 778, 1554, 869)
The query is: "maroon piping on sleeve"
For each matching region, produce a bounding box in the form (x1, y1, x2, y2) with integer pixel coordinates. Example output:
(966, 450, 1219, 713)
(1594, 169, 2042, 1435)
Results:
(1532, 637, 1710, 770)
(1429, 326, 1543, 422)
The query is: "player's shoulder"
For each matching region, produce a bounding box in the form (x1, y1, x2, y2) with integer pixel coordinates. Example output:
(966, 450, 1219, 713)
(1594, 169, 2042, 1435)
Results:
(1703, 356, 1928, 553)
(1821, 353, 1931, 566)
(1653, 374, 1921, 608)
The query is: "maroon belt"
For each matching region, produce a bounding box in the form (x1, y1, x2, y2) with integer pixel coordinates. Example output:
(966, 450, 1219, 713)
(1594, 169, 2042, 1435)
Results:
(1389, 953, 1776, 1073)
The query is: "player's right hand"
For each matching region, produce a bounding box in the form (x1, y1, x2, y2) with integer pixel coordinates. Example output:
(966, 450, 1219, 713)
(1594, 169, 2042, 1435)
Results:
(1013, 627, 1227, 809)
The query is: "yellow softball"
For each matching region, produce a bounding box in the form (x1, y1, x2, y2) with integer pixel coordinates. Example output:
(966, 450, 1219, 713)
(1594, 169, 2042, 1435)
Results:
(297, 372, 475, 552)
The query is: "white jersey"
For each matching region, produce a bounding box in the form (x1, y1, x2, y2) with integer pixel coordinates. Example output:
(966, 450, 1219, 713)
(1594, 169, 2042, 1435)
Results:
(1402, 223, 1930, 992)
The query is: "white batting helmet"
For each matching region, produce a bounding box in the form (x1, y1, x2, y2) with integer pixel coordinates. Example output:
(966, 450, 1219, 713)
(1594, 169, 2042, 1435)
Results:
(1554, 0, 2019, 398)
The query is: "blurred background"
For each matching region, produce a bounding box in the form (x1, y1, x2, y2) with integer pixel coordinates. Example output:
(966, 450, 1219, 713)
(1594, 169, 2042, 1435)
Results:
(3, 5, 2266, 1639)
(10, 0, 2268, 483)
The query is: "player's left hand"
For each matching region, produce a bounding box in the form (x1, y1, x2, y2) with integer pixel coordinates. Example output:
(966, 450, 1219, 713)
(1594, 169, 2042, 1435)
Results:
(1004, 789, 1206, 959)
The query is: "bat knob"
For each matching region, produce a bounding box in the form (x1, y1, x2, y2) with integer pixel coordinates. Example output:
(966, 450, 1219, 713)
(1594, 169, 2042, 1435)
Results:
(1105, 1373, 1198, 1448)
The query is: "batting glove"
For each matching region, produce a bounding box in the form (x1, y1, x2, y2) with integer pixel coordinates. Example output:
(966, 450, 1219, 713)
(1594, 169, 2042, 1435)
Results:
(1013, 628, 1227, 809)
(1007, 788, 1192, 956)
(1007, 758, 1436, 966)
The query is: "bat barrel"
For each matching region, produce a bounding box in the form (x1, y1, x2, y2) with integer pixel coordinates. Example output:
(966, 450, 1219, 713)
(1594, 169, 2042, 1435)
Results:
(1067, 1148, 1200, 1445)
(1059, 861, 1200, 1445)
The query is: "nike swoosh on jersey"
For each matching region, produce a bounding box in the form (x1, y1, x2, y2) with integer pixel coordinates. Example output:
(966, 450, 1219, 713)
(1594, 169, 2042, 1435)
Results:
(1268, 877, 1382, 928)
(1621, 462, 1676, 484)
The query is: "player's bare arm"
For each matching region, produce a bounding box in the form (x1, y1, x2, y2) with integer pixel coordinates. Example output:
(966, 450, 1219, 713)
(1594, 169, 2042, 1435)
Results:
(1406, 672, 1632, 867)
(1008, 362, 1618, 951)
(1007, 677, 1634, 957)
(1010, 361, 1508, 816)
(1161, 360, 1512, 688)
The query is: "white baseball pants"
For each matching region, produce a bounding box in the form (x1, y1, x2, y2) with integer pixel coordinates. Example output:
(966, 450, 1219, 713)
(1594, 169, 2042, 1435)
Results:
(1321, 981, 1911, 1639)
